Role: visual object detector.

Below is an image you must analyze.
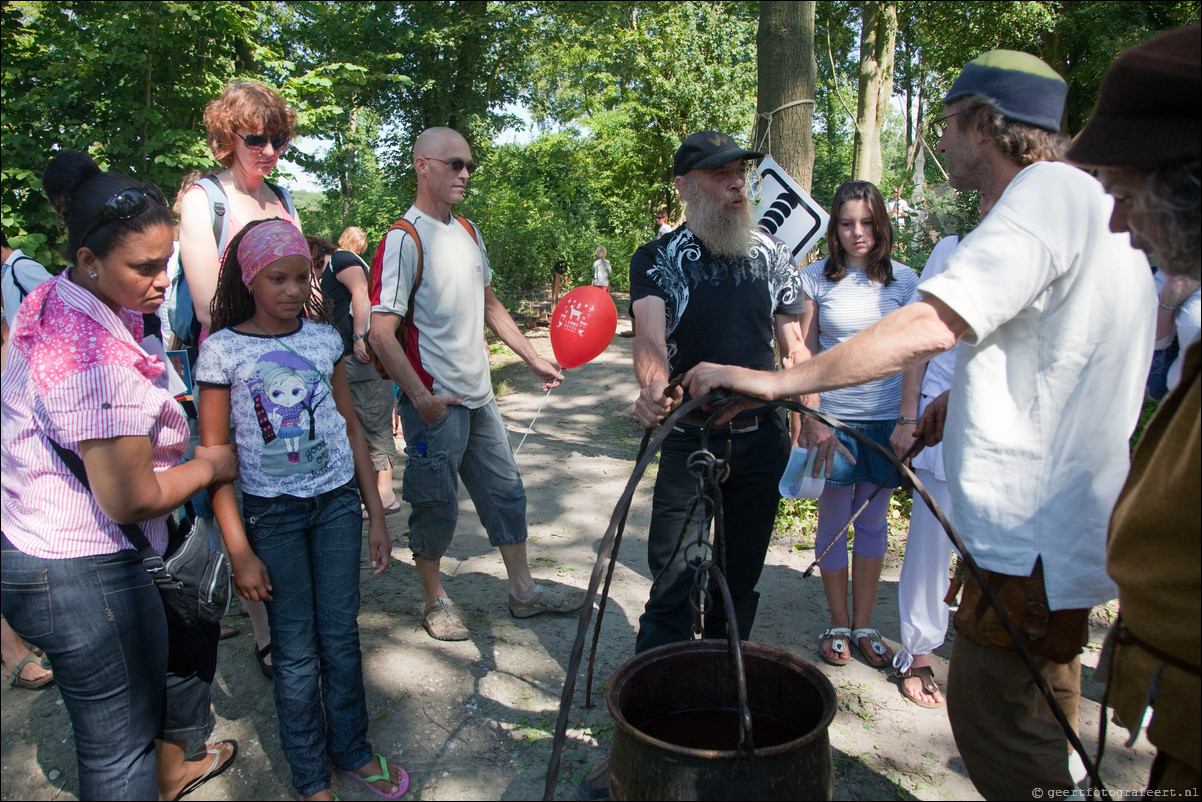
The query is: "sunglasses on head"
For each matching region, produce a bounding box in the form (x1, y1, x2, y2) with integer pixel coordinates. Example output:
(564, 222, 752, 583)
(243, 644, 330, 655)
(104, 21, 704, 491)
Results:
(425, 156, 477, 175)
(237, 131, 290, 151)
(80, 185, 168, 249)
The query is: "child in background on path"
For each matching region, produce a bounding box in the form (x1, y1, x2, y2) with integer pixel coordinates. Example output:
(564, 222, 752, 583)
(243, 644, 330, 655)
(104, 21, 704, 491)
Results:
(195, 218, 408, 801)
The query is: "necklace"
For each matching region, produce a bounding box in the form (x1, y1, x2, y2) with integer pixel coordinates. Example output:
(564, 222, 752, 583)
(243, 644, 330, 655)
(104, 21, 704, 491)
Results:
(249, 318, 335, 396)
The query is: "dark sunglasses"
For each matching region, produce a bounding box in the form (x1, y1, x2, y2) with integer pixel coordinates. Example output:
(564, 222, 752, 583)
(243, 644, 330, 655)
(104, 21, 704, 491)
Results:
(237, 131, 290, 151)
(425, 156, 477, 175)
(80, 185, 168, 249)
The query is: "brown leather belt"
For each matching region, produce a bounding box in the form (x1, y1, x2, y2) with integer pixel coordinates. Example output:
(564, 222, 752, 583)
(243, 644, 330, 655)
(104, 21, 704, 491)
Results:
(676, 411, 773, 434)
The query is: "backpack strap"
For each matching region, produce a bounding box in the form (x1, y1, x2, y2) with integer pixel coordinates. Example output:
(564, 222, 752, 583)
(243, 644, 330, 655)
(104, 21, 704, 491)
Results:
(196, 175, 229, 254)
(44, 437, 158, 562)
(368, 213, 481, 392)
(8, 255, 40, 300)
(266, 181, 297, 219)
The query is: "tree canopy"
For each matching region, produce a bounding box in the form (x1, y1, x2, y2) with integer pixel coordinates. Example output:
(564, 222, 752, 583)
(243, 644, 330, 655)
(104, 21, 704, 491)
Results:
(2, 0, 1197, 289)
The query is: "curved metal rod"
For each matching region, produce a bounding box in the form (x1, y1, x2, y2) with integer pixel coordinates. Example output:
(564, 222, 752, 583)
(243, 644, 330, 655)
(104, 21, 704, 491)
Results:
(726, 394, 1107, 791)
(543, 391, 1106, 797)
(542, 394, 719, 801)
(706, 566, 754, 764)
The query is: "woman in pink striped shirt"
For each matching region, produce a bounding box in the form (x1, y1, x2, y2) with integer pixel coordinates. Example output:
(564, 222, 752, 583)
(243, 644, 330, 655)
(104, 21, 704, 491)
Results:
(1, 151, 238, 801)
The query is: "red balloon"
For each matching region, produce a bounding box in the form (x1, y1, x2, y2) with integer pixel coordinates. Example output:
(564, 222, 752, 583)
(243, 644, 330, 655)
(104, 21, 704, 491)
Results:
(550, 286, 618, 369)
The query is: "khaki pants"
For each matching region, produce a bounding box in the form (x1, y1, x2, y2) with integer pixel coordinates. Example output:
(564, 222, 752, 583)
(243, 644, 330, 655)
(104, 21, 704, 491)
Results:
(947, 634, 1080, 799)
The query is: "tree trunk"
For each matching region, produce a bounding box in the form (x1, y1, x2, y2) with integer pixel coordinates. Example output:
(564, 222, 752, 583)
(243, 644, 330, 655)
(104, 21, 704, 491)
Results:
(851, 1, 897, 185)
(754, 1, 817, 191)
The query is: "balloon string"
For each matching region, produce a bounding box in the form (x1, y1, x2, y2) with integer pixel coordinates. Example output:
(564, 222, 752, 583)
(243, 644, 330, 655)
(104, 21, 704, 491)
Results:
(513, 387, 554, 455)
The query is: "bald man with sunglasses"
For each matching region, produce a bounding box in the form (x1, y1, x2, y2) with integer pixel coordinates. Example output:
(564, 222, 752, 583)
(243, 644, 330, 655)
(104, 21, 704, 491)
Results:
(370, 127, 583, 642)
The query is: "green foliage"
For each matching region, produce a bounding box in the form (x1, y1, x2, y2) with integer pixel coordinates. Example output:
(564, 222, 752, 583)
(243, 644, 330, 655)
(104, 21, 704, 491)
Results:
(2, 0, 263, 267)
(4, 0, 1198, 284)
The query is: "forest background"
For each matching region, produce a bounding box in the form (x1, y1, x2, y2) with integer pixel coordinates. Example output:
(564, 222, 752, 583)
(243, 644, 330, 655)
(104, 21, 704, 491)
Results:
(3, 0, 1199, 296)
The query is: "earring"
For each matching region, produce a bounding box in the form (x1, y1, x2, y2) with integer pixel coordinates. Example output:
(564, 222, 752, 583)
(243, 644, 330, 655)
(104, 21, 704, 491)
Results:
(88, 271, 98, 279)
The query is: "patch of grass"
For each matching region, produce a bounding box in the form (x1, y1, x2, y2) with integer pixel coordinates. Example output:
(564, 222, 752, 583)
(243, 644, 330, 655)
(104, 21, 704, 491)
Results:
(534, 556, 558, 565)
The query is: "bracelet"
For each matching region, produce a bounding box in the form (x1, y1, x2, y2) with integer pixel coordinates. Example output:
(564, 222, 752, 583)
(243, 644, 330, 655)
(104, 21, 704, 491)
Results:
(897, 416, 917, 425)
(352, 333, 367, 342)
(1157, 300, 1183, 312)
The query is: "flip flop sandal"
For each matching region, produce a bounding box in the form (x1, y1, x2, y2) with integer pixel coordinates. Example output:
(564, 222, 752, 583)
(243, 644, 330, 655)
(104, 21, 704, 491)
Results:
(819, 627, 852, 666)
(173, 739, 238, 801)
(8, 653, 55, 690)
(852, 628, 892, 668)
(892, 665, 945, 708)
(255, 643, 274, 679)
(343, 753, 410, 800)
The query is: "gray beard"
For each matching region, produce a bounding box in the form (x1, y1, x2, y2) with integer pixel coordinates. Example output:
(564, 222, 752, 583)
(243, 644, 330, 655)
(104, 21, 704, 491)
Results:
(685, 192, 755, 261)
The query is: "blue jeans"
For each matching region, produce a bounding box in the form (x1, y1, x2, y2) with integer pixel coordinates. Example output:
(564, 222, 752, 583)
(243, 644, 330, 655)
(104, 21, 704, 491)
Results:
(241, 481, 372, 797)
(635, 417, 788, 654)
(397, 396, 527, 560)
(2, 534, 167, 801)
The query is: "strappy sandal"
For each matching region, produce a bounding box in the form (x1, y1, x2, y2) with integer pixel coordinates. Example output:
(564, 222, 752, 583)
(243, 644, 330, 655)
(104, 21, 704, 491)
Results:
(892, 665, 944, 708)
(852, 627, 892, 668)
(819, 627, 852, 666)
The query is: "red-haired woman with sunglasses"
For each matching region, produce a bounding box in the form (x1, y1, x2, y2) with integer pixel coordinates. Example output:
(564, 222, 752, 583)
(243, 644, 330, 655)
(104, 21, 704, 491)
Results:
(179, 80, 302, 339)
(0, 150, 239, 800)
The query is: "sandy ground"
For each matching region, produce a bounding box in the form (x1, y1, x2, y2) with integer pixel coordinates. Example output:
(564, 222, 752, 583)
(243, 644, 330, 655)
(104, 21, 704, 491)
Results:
(1, 299, 1155, 800)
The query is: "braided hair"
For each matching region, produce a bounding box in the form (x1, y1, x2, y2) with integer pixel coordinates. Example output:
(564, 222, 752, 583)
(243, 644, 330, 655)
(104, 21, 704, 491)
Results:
(209, 219, 333, 334)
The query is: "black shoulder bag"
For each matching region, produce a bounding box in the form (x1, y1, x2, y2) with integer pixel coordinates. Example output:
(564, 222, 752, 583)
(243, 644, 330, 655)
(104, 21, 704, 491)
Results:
(47, 438, 231, 629)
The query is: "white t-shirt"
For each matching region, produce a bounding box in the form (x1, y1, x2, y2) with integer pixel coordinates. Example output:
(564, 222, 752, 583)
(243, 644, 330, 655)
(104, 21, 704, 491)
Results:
(372, 207, 494, 408)
(194, 319, 354, 498)
(919, 161, 1156, 609)
(1, 249, 53, 327)
(800, 259, 917, 419)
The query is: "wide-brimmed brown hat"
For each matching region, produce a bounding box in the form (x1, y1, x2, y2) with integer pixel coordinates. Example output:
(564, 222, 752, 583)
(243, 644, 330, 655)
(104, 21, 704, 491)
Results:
(1067, 24, 1200, 167)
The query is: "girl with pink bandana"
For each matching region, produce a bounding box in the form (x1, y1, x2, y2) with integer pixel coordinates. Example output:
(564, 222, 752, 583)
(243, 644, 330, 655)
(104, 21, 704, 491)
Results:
(195, 218, 409, 801)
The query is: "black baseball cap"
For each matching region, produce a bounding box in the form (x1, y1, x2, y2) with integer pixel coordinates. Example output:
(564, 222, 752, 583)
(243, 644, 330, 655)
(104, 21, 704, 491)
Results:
(673, 131, 764, 177)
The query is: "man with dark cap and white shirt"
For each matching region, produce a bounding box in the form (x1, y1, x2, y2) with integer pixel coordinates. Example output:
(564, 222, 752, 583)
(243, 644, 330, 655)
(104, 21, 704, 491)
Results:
(685, 52, 1157, 798)
(1068, 24, 1201, 794)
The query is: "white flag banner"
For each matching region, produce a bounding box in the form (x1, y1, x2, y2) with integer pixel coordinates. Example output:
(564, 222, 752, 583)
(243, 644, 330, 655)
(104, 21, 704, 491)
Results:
(754, 155, 829, 262)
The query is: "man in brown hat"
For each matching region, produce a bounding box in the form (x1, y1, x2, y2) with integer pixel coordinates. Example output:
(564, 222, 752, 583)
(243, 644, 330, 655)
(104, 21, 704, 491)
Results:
(1067, 23, 1201, 794)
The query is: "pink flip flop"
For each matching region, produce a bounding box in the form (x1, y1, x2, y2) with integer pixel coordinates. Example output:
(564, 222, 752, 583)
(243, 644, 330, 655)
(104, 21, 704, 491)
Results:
(343, 754, 409, 800)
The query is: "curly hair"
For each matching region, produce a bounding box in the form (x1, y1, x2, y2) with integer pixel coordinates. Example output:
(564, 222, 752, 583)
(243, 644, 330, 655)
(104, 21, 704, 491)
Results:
(306, 235, 337, 266)
(1133, 160, 1202, 279)
(955, 96, 1067, 166)
(203, 81, 297, 168)
(824, 180, 895, 285)
(210, 219, 331, 334)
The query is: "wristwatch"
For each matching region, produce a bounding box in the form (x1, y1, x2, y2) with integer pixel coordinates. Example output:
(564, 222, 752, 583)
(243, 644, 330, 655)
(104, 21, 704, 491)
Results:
(896, 416, 917, 425)
(352, 334, 367, 342)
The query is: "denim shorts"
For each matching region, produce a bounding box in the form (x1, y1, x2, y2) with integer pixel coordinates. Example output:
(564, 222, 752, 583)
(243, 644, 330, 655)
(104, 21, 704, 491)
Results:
(397, 397, 527, 560)
(826, 418, 901, 488)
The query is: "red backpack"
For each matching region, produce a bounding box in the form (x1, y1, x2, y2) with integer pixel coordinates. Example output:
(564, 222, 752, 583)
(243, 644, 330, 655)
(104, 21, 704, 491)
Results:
(369, 215, 478, 389)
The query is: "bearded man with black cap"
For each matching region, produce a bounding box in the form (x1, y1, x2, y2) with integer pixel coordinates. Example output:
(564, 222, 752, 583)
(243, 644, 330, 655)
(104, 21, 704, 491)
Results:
(1068, 24, 1201, 794)
(629, 131, 806, 654)
(685, 52, 1158, 798)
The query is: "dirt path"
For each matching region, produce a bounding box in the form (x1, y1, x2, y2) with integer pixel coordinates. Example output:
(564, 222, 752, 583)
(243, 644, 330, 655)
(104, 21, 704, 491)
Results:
(1, 306, 1155, 800)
